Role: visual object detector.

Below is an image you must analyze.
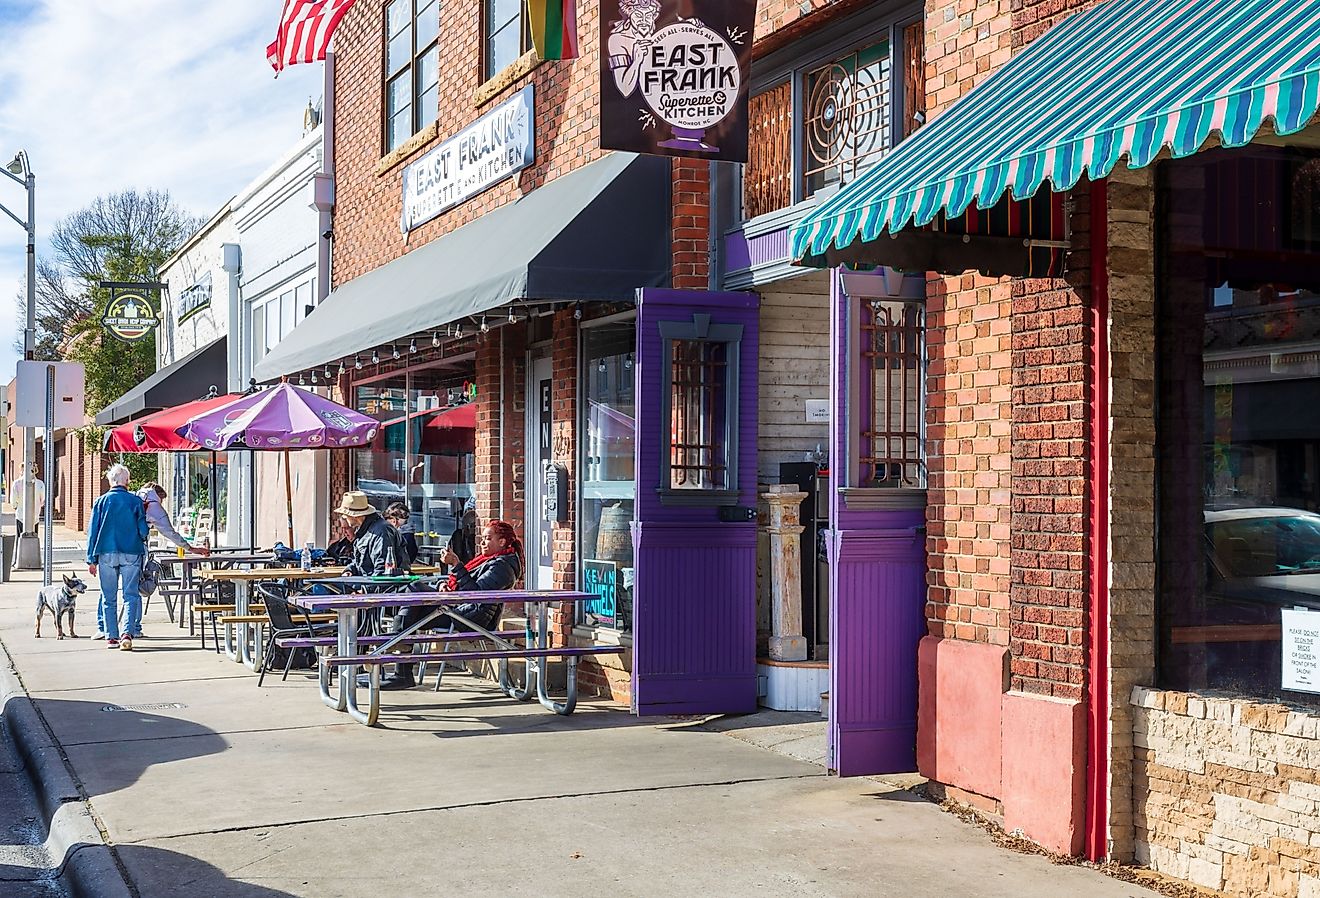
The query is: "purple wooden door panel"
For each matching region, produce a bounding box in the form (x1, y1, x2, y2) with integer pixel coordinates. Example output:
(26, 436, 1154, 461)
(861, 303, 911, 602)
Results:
(827, 267, 929, 775)
(827, 522, 927, 775)
(632, 288, 759, 716)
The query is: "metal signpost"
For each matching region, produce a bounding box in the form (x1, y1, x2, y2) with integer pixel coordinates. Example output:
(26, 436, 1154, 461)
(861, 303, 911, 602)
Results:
(0, 150, 38, 570)
(14, 361, 85, 586)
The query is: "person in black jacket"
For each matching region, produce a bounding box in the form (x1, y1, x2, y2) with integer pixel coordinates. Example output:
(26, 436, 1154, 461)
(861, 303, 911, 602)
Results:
(336, 492, 409, 576)
(383, 502, 420, 565)
(380, 520, 523, 690)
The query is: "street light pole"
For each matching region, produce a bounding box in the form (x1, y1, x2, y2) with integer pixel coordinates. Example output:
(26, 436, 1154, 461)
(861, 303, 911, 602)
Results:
(2, 151, 40, 569)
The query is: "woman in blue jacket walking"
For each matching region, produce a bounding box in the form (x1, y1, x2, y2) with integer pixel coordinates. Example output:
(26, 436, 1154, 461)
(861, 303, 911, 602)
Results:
(86, 464, 149, 650)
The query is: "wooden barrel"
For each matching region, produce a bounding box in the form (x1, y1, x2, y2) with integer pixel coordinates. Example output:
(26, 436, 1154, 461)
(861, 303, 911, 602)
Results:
(594, 502, 632, 562)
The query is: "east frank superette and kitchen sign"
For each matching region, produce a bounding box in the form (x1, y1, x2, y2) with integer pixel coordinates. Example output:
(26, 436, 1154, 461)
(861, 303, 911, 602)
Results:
(601, 0, 756, 162)
(400, 85, 535, 233)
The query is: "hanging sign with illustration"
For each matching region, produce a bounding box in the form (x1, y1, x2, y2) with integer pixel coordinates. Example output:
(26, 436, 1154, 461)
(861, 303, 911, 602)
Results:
(101, 284, 162, 343)
(600, 0, 757, 162)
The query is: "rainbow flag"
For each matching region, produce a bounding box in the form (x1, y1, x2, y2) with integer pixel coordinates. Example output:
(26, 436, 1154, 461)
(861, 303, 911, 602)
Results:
(528, 0, 578, 60)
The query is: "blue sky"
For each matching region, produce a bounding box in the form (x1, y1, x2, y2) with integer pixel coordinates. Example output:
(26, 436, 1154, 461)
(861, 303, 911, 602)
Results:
(0, 1, 322, 380)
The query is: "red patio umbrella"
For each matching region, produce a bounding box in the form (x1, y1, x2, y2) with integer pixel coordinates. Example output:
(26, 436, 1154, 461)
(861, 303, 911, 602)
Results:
(103, 393, 243, 452)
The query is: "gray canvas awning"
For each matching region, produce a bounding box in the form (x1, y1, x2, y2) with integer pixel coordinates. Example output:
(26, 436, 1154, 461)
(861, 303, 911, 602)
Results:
(253, 151, 671, 382)
(95, 336, 226, 426)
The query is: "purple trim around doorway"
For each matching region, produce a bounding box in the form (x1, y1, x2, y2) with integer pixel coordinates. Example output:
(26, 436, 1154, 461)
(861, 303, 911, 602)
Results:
(827, 267, 929, 775)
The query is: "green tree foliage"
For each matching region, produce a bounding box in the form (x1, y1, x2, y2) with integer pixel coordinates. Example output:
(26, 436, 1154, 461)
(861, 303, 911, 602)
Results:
(12, 190, 201, 442)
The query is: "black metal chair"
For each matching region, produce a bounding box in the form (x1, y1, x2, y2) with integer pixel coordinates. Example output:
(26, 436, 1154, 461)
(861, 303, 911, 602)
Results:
(254, 582, 337, 686)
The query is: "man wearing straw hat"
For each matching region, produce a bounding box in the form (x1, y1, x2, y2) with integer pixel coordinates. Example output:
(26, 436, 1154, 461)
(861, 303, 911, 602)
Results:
(335, 491, 409, 577)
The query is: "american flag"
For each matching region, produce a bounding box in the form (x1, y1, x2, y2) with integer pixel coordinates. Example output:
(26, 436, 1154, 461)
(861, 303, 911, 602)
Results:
(267, 0, 358, 73)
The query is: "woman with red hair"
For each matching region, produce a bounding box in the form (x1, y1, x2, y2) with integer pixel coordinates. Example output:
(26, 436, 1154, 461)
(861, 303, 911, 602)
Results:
(379, 520, 524, 690)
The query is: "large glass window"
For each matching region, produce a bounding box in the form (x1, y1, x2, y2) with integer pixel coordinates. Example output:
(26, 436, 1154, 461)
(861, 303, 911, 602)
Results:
(1157, 147, 1320, 707)
(580, 320, 636, 631)
(354, 365, 476, 563)
(384, 0, 440, 152)
(483, 0, 530, 80)
(409, 367, 476, 557)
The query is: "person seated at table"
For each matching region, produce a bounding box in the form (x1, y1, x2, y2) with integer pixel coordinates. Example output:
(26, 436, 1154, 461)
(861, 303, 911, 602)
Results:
(325, 514, 356, 565)
(383, 502, 419, 565)
(380, 520, 523, 690)
(336, 492, 410, 577)
(446, 503, 478, 569)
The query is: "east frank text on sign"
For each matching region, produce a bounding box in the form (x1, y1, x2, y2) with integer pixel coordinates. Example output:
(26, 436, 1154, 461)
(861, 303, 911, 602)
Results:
(400, 86, 535, 234)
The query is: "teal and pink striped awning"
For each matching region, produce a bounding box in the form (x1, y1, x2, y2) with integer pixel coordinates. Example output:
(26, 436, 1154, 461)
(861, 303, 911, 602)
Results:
(791, 0, 1320, 264)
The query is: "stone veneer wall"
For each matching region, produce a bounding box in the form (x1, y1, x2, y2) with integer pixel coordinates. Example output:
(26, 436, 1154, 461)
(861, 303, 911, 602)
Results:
(1133, 686, 1320, 897)
(1103, 163, 1157, 861)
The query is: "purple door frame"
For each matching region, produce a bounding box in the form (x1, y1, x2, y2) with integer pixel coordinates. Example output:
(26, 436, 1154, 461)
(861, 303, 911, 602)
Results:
(631, 288, 760, 715)
(827, 267, 928, 775)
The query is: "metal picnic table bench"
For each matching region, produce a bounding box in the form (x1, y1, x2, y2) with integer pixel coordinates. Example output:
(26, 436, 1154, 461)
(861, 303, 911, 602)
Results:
(285, 589, 621, 726)
(199, 569, 438, 669)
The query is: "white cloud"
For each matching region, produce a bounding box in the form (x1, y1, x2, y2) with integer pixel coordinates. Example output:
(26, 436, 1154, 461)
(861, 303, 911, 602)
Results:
(0, 0, 322, 378)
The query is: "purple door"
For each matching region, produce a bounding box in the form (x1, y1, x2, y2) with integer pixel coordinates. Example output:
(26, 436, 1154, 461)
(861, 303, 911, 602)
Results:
(631, 288, 759, 715)
(827, 267, 929, 775)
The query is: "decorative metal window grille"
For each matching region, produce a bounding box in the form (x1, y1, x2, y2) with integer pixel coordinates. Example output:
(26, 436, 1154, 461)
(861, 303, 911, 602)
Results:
(804, 38, 892, 199)
(860, 299, 926, 488)
(669, 339, 730, 491)
(744, 82, 793, 219)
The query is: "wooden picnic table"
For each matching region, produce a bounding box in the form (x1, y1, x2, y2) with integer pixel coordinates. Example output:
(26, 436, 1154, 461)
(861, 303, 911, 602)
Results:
(287, 590, 611, 726)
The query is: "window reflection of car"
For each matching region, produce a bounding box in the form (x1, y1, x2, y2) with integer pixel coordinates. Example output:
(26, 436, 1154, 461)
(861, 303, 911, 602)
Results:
(356, 478, 405, 509)
(1191, 507, 1320, 694)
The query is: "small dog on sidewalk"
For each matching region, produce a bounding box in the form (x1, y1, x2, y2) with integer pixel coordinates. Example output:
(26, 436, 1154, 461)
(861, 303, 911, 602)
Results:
(35, 574, 87, 639)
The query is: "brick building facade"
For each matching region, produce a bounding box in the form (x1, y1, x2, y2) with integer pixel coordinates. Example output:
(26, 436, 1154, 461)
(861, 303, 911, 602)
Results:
(255, 2, 1320, 895)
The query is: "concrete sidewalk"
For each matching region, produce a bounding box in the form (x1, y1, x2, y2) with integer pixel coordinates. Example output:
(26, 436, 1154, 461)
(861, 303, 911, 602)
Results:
(0, 557, 1161, 898)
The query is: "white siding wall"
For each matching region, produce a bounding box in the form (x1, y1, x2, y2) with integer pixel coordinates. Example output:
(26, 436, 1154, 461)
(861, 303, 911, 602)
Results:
(756, 268, 831, 484)
(159, 212, 238, 366)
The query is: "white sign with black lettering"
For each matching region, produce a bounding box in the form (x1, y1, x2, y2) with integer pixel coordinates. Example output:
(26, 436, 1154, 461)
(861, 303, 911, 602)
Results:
(400, 85, 534, 234)
(1282, 608, 1320, 694)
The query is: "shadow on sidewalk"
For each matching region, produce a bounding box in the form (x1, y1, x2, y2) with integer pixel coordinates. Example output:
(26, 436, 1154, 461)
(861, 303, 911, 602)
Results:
(25, 699, 227, 798)
(113, 843, 307, 897)
(0, 843, 304, 897)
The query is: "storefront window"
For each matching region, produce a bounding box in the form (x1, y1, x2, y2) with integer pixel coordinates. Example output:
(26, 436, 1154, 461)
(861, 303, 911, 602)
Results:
(175, 452, 227, 541)
(1157, 148, 1320, 707)
(354, 366, 476, 563)
(580, 320, 636, 631)
(409, 367, 476, 560)
(355, 379, 408, 514)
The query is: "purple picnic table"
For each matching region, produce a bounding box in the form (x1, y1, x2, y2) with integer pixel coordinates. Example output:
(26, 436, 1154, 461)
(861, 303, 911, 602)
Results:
(286, 589, 607, 726)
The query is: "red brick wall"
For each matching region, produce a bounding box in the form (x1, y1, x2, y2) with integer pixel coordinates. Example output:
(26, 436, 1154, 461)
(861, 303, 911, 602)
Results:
(331, 0, 608, 290)
(920, 0, 1102, 796)
(1011, 0, 1100, 49)
(924, 274, 1013, 646)
(1007, 211, 1092, 699)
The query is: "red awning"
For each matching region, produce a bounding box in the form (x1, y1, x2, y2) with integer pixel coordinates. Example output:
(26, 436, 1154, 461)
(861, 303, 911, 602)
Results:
(103, 394, 242, 452)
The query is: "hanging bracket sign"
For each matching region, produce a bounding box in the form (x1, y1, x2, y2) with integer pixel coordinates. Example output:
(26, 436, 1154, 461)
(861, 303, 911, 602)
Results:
(400, 84, 535, 233)
(600, 0, 757, 162)
(99, 281, 165, 343)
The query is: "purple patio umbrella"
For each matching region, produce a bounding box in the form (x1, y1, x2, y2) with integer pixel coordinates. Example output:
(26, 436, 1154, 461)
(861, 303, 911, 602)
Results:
(176, 384, 380, 545)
